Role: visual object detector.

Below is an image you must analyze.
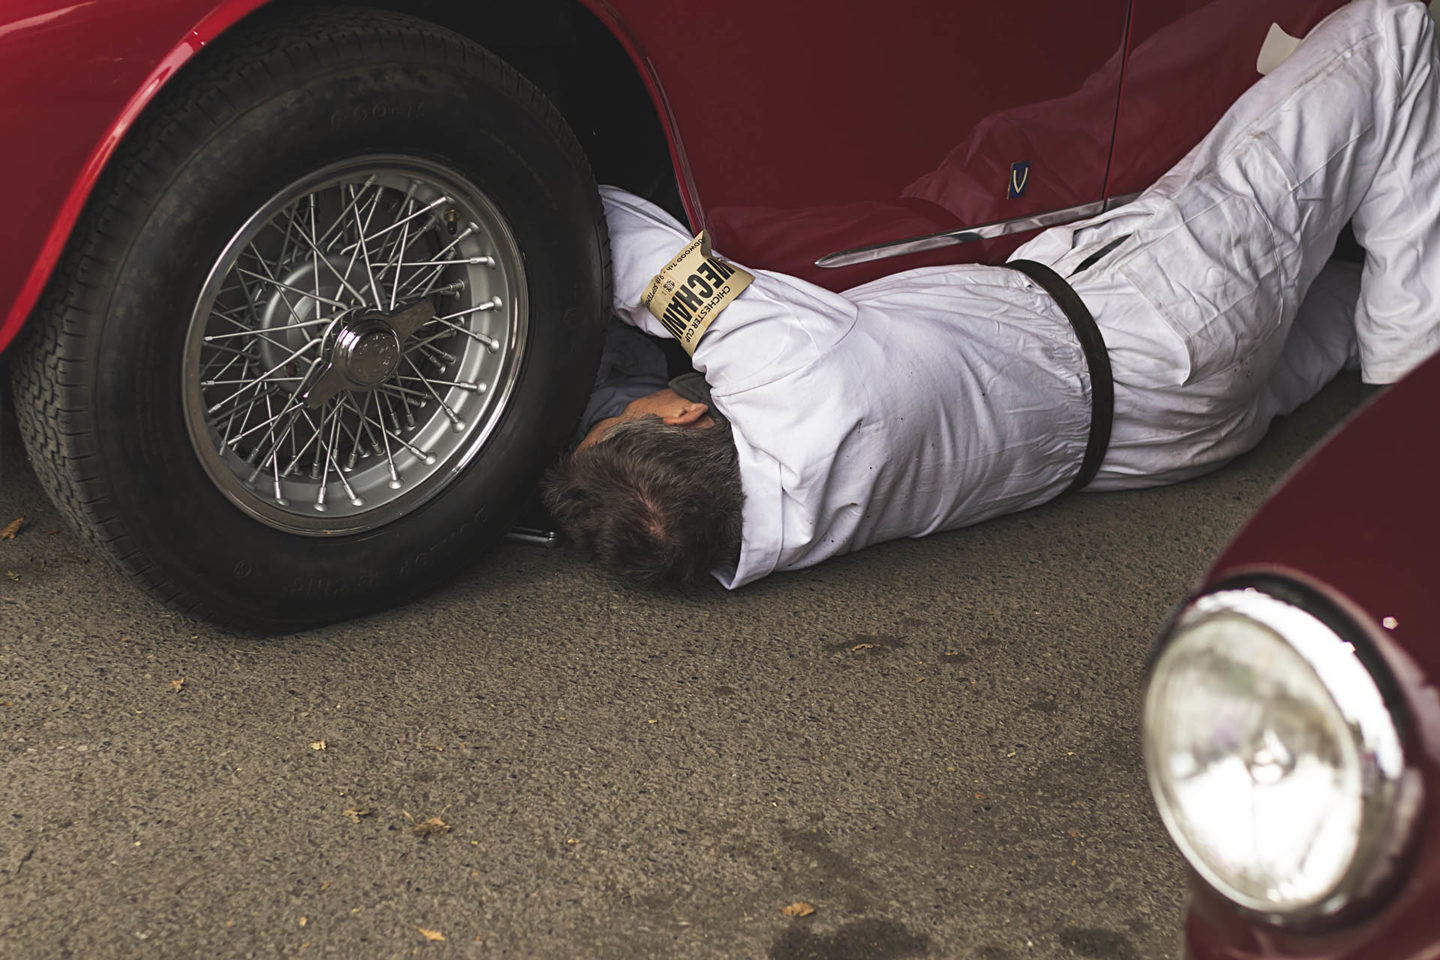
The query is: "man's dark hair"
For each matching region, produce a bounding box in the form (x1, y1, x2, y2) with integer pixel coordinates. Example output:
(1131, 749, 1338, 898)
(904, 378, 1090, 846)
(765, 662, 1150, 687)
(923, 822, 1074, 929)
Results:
(542, 414, 744, 585)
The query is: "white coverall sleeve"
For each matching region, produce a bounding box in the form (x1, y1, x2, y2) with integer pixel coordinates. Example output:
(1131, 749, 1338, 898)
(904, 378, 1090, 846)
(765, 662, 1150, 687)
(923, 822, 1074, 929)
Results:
(599, 186, 861, 396)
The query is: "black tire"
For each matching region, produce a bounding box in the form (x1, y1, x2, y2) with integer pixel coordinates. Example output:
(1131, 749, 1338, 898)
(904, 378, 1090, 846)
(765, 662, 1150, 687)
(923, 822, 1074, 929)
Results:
(9, 7, 609, 630)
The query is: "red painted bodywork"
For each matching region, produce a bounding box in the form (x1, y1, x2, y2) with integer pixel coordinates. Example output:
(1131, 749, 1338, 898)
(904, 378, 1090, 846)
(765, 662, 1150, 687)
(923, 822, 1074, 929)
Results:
(0, 0, 1344, 353)
(0, 0, 271, 356)
(1177, 351, 1440, 959)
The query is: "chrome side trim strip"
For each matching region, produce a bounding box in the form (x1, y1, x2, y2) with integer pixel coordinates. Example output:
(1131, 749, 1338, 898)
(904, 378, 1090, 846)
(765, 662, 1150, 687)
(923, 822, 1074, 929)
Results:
(814, 192, 1143, 269)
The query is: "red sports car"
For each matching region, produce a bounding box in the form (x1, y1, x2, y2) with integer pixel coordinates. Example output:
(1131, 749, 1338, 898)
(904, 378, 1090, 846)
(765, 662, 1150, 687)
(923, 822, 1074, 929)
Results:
(0, 0, 1346, 628)
(1143, 344, 1440, 958)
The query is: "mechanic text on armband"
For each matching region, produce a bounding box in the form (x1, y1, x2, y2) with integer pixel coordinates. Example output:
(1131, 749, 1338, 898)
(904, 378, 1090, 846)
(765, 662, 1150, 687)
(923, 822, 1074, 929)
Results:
(642, 231, 753, 354)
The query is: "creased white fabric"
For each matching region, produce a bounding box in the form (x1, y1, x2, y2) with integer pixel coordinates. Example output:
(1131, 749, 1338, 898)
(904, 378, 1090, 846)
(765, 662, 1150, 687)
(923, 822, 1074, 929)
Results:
(600, 0, 1440, 587)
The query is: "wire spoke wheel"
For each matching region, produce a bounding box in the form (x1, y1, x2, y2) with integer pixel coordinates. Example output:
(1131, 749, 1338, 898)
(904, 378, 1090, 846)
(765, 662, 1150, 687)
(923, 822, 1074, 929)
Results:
(183, 157, 528, 534)
(11, 7, 607, 628)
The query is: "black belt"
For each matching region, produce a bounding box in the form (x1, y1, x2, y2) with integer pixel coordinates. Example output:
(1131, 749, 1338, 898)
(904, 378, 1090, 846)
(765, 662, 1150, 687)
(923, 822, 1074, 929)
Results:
(1004, 258, 1113, 492)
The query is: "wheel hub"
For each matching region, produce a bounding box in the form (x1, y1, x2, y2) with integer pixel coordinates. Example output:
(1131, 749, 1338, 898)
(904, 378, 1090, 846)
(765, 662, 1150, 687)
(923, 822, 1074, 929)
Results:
(334, 321, 402, 387)
(303, 299, 436, 409)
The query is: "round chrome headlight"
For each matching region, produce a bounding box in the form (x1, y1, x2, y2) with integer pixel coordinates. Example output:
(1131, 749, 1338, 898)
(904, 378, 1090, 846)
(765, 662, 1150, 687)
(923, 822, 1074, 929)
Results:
(1143, 585, 1415, 918)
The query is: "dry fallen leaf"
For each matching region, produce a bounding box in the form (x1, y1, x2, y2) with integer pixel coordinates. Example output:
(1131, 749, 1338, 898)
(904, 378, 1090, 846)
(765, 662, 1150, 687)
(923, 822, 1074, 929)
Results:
(4, 572, 18, 582)
(412, 817, 450, 837)
(43, 529, 59, 536)
(170, 678, 185, 692)
(850, 642, 874, 652)
(781, 902, 815, 918)
(0, 517, 22, 540)
(342, 807, 372, 823)
(416, 927, 446, 942)
(298, 917, 307, 927)
(310, 740, 327, 751)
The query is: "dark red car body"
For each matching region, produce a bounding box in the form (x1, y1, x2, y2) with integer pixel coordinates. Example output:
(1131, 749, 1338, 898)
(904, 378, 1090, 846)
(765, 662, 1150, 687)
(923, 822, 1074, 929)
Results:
(1175, 348, 1440, 960)
(0, 0, 1346, 355)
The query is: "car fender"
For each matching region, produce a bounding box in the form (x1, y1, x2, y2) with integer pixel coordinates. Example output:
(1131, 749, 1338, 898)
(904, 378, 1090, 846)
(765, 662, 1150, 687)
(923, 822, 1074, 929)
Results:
(0, 0, 288, 355)
(0, 0, 689, 357)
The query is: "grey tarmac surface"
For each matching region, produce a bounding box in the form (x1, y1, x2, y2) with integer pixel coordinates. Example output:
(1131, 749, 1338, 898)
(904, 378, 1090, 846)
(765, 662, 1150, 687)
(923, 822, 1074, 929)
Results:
(0, 374, 1371, 960)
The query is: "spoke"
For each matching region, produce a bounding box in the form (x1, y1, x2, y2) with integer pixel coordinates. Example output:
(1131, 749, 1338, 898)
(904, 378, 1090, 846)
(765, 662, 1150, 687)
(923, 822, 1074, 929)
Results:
(398, 372, 484, 393)
(219, 397, 245, 451)
(280, 409, 328, 478)
(394, 256, 494, 268)
(326, 431, 364, 507)
(275, 196, 370, 306)
(423, 316, 500, 351)
(257, 394, 279, 477)
(353, 391, 388, 456)
(230, 385, 309, 449)
(398, 227, 475, 299)
(408, 340, 459, 368)
(407, 329, 460, 351)
(204, 317, 333, 342)
(378, 392, 434, 461)
(200, 341, 258, 359)
(315, 406, 339, 506)
(205, 339, 321, 417)
(235, 268, 350, 310)
(241, 242, 314, 332)
(206, 382, 277, 423)
(313, 407, 362, 508)
(340, 195, 450, 255)
(337, 184, 382, 311)
(349, 184, 384, 312)
(200, 350, 246, 382)
(232, 390, 260, 453)
(315, 176, 377, 251)
(389, 215, 412, 311)
(381, 387, 418, 430)
(434, 298, 502, 324)
(402, 357, 464, 430)
(212, 276, 301, 357)
(202, 376, 305, 388)
(351, 392, 401, 488)
(205, 338, 321, 415)
(270, 414, 288, 505)
(377, 382, 430, 403)
(378, 183, 420, 310)
(266, 199, 302, 271)
(342, 393, 375, 469)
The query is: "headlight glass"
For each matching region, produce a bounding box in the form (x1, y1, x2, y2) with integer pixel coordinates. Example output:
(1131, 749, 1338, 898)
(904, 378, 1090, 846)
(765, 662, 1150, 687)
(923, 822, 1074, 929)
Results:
(1143, 586, 1409, 917)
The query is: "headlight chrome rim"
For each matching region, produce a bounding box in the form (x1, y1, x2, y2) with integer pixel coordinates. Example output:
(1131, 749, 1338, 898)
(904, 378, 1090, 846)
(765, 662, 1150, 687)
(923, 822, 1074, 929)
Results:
(1144, 583, 1416, 921)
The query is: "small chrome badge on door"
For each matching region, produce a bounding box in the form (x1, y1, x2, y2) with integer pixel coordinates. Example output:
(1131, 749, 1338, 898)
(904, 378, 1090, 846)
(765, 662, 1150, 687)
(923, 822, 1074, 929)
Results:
(1009, 161, 1030, 199)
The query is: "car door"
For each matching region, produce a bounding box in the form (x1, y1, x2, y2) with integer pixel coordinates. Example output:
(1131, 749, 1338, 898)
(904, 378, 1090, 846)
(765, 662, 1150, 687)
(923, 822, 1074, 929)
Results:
(604, 0, 1133, 289)
(1105, 0, 1349, 199)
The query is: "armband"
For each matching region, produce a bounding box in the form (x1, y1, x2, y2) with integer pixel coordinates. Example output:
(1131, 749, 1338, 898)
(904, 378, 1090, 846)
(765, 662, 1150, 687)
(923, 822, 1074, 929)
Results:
(641, 231, 754, 355)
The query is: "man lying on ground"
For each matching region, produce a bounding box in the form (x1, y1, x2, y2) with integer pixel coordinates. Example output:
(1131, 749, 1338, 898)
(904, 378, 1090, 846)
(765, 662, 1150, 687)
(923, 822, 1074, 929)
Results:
(544, 0, 1440, 588)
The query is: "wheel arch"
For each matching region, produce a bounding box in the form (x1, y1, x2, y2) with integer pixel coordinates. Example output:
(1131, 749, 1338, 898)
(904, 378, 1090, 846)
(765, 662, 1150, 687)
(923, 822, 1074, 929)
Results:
(0, 0, 683, 357)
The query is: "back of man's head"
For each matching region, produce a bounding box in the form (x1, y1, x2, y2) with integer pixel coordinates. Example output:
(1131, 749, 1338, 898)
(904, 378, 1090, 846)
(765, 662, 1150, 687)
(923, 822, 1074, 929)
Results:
(542, 414, 744, 585)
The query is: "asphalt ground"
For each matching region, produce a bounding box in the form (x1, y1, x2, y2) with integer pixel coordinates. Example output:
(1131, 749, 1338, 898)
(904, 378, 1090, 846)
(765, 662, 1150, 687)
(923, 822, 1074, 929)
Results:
(0, 372, 1371, 960)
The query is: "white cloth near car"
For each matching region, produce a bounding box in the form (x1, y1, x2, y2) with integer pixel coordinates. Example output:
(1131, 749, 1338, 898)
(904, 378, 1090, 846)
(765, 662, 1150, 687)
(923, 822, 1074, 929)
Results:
(599, 0, 1440, 589)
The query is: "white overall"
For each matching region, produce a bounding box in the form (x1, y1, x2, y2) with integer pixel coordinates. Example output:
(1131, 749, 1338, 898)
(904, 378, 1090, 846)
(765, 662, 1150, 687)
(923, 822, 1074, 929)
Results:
(600, 0, 1440, 588)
